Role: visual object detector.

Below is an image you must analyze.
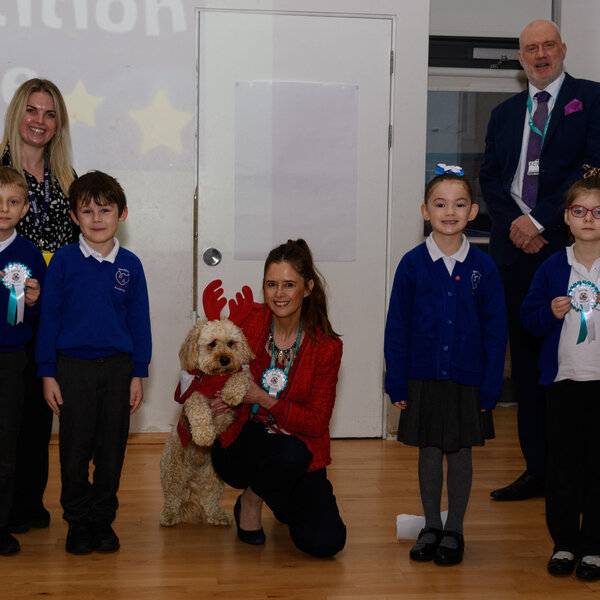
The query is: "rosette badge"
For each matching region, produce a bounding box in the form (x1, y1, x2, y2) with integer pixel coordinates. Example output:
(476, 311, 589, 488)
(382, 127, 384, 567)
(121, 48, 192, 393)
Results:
(2, 262, 31, 326)
(568, 280, 599, 344)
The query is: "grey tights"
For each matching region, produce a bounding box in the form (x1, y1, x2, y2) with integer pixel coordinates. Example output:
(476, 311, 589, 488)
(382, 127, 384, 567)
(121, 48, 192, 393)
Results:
(417, 446, 472, 546)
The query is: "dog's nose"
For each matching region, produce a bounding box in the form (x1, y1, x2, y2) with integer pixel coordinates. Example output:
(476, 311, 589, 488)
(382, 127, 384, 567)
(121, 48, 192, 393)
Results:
(219, 356, 230, 366)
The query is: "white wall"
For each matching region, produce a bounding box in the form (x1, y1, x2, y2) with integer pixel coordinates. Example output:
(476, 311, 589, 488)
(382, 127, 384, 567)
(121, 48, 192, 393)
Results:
(561, 0, 600, 82)
(429, 0, 552, 37)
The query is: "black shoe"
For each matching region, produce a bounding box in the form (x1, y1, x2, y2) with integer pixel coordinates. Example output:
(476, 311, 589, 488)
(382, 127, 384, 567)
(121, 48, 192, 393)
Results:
(8, 507, 50, 533)
(234, 496, 265, 545)
(0, 530, 20, 556)
(66, 523, 93, 555)
(547, 552, 577, 576)
(92, 523, 120, 553)
(576, 559, 600, 581)
(434, 531, 464, 566)
(490, 472, 545, 501)
(409, 527, 443, 562)
(29, 508, 51, 529)
(7, 519, 29, 534)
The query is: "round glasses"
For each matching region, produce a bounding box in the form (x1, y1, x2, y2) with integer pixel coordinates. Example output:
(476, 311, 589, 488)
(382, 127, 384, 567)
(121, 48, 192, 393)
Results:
(569, 205, 600, 219)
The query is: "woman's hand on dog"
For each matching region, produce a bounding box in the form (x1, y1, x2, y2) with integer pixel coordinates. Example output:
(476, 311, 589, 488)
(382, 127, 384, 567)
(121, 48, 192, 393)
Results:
(43, 377, 63, 415)
(211, 393, 233, 416)
(242, 380, 277, 411)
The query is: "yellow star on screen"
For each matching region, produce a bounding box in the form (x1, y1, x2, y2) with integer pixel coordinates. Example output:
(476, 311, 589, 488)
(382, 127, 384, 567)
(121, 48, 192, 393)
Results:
(128, 89, 193, 154)
(64, 81, 104, 126)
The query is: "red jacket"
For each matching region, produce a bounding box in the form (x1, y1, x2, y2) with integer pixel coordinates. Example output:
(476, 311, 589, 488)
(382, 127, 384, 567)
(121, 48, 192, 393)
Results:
(218, 303, 343, 471)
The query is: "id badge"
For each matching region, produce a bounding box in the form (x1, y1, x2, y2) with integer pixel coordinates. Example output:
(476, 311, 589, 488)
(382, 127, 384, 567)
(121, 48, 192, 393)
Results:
(527, 159, 540, 176)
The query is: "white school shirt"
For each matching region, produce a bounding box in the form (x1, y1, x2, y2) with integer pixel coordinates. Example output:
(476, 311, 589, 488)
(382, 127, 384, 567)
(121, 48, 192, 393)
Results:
(78, 234, 120, 264)
(0, 230, 17, 253)
(556, 245, 600, 381)
(510, 72, 565, 233)
(425, 233, 470, 276)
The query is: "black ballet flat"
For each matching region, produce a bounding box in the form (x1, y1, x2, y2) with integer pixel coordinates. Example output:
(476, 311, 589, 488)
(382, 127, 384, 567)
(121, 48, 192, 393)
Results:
(409, 527, 443, 562)
(434, 530, 464, 566)
(234, 496, 266, 546)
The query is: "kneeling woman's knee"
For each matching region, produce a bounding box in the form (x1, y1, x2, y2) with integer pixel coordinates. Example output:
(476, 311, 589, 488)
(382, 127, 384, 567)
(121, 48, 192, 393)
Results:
(291, 519, 347, 558)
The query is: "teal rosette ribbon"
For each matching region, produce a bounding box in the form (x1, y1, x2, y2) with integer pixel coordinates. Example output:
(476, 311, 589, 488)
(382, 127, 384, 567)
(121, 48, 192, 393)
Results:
(2, 262, 31, 326)
(568, 280, 599, 344)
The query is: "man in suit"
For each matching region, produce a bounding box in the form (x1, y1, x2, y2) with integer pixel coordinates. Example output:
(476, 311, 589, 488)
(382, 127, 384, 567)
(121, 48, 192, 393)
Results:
(479, 19, 600, 500)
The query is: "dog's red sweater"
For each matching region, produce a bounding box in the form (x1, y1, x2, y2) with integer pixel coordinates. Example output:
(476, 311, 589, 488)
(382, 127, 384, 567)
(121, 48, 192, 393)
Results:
(218, 303, 343, 472)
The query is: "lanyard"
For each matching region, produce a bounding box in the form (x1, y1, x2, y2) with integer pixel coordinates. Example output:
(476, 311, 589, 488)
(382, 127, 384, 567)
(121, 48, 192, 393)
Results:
(526, 82, 563, 144)
(27, 161, 51, 248)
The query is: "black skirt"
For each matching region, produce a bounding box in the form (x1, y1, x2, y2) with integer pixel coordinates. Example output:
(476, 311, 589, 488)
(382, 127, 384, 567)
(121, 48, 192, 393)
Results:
(397, 379, 495, 451)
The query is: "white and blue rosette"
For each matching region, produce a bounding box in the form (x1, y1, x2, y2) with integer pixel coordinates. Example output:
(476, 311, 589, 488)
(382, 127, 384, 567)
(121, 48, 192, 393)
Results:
(568, 280, 599, 344)
(261, 367, 288, 398)
(2, 262, 31, 326)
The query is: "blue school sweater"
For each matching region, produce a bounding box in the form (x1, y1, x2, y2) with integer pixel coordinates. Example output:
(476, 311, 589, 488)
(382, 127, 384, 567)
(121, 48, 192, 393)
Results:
(520, 250, 571, 386)
(0, 234, 46, 353)
(36, 242, 152, 377)
(384, 242, 507, 409)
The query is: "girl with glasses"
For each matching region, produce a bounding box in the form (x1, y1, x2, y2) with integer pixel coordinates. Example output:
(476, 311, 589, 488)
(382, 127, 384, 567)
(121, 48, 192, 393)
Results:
(521, 169, 600, 581)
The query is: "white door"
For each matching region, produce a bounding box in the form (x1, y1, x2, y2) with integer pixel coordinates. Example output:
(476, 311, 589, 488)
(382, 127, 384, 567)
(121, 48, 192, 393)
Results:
(196, 9, 393, 437)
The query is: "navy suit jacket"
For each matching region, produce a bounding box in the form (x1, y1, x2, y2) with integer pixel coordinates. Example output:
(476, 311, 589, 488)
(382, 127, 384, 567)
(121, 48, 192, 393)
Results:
(479, 73, 600, 266)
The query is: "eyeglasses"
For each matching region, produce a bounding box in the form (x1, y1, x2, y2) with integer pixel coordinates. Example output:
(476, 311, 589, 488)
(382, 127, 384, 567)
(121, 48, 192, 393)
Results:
(569, 205, 600, 219)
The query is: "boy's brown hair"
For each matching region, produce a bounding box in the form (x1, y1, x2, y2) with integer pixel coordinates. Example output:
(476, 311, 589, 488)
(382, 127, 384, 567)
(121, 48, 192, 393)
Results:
(68, 170, 127, 216)
(0, 165, 28, 201)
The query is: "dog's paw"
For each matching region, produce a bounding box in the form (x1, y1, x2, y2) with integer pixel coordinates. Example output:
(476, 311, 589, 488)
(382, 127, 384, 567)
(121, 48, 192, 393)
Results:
(159, 508, 181, 527)
(206, 508, 233, 526)
(221, 372, 250, 407)
(190, 427, 217, 447)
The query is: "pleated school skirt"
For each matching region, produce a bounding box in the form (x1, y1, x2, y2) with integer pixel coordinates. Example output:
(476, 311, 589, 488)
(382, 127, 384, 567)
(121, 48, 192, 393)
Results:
(397, 379, 495, 452)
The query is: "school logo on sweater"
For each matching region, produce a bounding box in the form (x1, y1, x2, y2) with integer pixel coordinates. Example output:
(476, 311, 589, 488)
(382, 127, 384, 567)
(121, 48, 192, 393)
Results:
(471, 270, 481, 292)
(115, 268, 130, 292)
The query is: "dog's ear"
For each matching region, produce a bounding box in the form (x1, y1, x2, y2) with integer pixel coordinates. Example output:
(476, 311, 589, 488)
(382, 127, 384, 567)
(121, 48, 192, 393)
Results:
(179, 321, 203, 370)
(239, 335, 256, 365)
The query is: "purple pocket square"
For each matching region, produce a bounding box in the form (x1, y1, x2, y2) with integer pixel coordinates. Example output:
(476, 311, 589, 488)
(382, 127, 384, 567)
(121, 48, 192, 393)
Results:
(565, 98, 583, 115)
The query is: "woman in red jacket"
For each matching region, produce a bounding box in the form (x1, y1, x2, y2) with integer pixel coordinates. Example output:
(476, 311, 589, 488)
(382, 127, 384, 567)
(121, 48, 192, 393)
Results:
(212, 239, 346, 558)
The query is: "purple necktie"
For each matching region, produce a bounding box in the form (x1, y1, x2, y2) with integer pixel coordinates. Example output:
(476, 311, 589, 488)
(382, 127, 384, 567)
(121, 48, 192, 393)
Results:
(522, 90, 551, 209)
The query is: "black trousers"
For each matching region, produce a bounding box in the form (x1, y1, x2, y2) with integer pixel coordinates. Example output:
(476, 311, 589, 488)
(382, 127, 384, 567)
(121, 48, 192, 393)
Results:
(500, 255, 547, 478)
(0, 351, 26, 530)
(212, 420, 346, 558)
(57, 353, 132, 526)
(545, 380, 600, 556)
(10, 334, 53, 522)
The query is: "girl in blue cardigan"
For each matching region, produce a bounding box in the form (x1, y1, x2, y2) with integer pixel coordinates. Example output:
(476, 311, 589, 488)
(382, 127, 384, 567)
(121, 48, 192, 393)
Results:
(384, 166, 507, 566)
(521, 171, 600, 581)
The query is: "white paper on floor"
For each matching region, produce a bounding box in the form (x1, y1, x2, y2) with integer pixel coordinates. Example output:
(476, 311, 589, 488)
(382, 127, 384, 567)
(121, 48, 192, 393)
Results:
(396, 511, 448, 539)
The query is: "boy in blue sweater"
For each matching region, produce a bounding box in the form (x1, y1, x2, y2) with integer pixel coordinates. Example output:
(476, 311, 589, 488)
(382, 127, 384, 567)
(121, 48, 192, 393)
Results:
(0, 166, 46, 556)
(36, 171, 151, 555)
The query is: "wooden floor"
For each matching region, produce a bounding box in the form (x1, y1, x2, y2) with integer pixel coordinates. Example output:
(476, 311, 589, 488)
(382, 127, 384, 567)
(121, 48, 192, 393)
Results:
(3, 408, 598, 599)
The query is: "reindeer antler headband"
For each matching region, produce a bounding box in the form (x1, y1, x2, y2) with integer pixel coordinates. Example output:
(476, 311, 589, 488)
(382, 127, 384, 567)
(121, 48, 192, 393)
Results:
(202, 279, 253, 325)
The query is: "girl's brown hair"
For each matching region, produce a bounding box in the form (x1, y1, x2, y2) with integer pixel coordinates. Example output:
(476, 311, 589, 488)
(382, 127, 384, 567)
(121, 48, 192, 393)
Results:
(424, 172, 473, 204)
(564, 166, 600, 209)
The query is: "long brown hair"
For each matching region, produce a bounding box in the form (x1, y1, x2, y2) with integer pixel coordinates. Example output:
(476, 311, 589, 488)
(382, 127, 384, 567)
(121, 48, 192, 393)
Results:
(1, 78, 74, 194)
(264, 239, 339, 338)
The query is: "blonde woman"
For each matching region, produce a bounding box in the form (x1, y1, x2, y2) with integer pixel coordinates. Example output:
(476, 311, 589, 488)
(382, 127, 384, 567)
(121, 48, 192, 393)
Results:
(1, 78, 77, 534)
